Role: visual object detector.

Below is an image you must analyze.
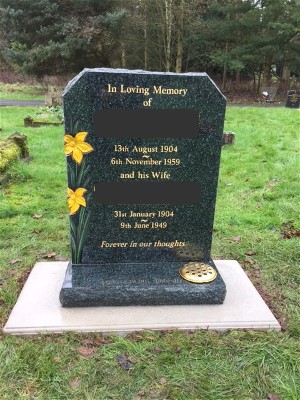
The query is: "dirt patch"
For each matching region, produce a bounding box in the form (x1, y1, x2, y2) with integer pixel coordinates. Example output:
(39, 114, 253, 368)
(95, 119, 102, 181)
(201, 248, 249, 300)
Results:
(241, 263, 287, 331)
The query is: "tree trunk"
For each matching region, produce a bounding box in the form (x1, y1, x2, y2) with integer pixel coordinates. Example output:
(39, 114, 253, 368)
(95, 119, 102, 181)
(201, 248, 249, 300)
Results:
(235, 69, 241, 85)
(165, 0, 172, 72)
(143, 1, 148, 70)
(257, 67, 262, 95)
(282, 64, 290, 90)
(175, 0, 184, 73)
(144, 26, 148, 70)
(222, 42, 228, 91)
(263, 55, 272, 86)
(121, 42, 126, 68)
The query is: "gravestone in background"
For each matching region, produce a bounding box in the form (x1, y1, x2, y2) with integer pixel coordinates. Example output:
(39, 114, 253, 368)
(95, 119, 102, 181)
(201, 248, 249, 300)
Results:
(60, 68, 227, 307)
(285, 90, 300, 109)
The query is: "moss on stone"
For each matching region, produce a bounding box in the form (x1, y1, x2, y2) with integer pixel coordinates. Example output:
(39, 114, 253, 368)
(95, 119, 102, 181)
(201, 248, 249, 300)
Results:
(0, 132, 29, 172)
(8, 132, 29, 158)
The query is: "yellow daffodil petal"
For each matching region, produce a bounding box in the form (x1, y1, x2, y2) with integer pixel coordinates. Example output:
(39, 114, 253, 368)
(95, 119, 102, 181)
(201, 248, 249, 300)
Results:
(75, 188, 87, 197)
(64, 144, 74, 155)
(67, 188, 87, 214)
(75, 131, 88, 142)
(76, 197, 86, 207)
(76, 142, 93, 154)
(72, 147, 83, 164)
(64, 132, 93, 164)
(64, 134, 74, 143)
(67, 197, 75, 208)
(69, 202, 80, 215)
(67, 188, 75, 197)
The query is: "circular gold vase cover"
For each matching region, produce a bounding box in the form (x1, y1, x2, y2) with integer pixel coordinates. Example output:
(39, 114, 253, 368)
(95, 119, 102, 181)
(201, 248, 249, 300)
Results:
(179, 262, 217, 283)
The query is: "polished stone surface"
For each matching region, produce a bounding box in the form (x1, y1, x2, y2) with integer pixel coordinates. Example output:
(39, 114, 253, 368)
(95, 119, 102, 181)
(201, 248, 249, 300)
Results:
(60, 260, 226, 307)
(4, 261, 280, 335)
(62, 68, 227, 305)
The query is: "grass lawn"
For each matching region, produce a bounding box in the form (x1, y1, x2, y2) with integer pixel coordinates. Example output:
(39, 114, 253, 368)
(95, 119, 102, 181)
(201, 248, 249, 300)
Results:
(0, 106, 299, 400)
(0, 84, 46, 101)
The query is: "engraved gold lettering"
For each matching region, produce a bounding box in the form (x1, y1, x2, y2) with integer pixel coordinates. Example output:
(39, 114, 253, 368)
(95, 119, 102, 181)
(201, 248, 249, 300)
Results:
(151, 171, 171, 179)
(153, 240, 185, 248)
(114, 211, 127, 218)
(152, 86, 188, 97)
(157, 210, 174, 217)
(134, 222, 150, 229)
(125, 158, 162, 166)
(107, 84, 117, 93)
(114, 145, 129, 152)
(100, 241, 128, 247)
(111, 158, 123, 165)
(160, 145, 178, 152)
(151, 222, 167, 229)
(120, 171, 135, 178)
(163, 158, 180, 166)
(120, 222, 131, 228)
(137, 171, 149, 179)
(132, 146, 158, 154)
(129, 211, 156, 218)
(120, 84, 150, 96)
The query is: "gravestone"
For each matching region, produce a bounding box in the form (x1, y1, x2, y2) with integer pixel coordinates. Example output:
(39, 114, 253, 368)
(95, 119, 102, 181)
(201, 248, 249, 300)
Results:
(60, 68, 227, 307)
(285, 90, 300, 109)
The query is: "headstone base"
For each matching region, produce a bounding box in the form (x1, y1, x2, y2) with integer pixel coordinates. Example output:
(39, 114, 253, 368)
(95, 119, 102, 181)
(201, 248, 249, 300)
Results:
(60, 261, 226, 307)
(3, 260, 281, 335)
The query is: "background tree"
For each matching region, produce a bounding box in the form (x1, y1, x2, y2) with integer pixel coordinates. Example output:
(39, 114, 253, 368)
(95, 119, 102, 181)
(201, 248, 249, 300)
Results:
(0, 0, 299, 90)
(0, 0, 125, 76)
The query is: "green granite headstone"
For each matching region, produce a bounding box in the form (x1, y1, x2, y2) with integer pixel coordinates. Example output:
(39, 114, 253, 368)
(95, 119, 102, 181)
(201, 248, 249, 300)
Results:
(60, 68, 227, 306)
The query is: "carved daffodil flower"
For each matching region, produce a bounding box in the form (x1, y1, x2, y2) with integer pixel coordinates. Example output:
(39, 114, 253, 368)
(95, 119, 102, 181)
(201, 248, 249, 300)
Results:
(64, 132, 93, 164)
(67, 188, 87, 215)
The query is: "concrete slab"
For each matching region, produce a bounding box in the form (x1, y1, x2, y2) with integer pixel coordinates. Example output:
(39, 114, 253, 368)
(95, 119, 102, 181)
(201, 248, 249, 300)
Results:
(3, 260, 280, 335)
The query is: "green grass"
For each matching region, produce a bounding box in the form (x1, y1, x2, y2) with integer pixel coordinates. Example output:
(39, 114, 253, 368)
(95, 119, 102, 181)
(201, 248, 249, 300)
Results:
(0, 84, 46, 101)
(0, 106, 299, 399)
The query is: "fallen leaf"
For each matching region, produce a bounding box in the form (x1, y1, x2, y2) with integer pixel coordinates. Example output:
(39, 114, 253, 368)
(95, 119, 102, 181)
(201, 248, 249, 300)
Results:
(159, 377, 167, 384)
(245, 258, 255, 265)
(32, 214, 43, 219)
(77, 347, 96, 357)
(43, 252, 57, 259)
(80, 336, 109, 347)
(9, 258, 22, 265)
(116, 354, 135, 371)
(135, 390, 145, 399)
(154, 347, 162, 354)
(267, 395, 281, 400)
(54, 255, 68, 261)
(33, 229, 42, 234)
(281, 230, 300, 239)
(69, 377, 82, 390)
(245, 251, 255, 256)
(232, 236, 241, 243)
(7, 269, 18, 277)
(81, 339, 94, 346)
